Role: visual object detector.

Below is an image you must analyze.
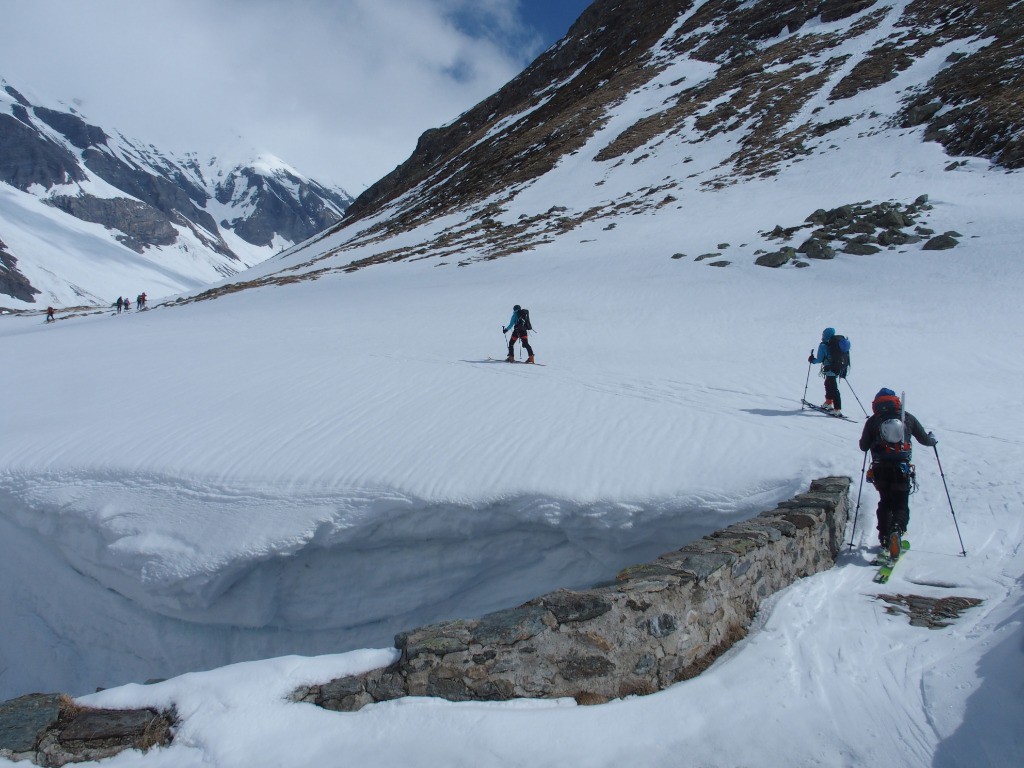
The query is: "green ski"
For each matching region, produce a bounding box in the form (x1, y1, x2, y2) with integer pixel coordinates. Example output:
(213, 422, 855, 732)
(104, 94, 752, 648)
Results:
(873, 539, 910, 584)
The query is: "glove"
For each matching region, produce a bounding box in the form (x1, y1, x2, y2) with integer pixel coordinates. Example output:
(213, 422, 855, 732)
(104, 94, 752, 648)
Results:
(807, 354, 815, 363)
(928, 431, 938, 445)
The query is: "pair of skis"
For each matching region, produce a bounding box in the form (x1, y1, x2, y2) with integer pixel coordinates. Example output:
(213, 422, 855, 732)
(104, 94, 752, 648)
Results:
(486, 357, 546, 366)
(800, 399, 855, 422)
(871, 539, 910, 583)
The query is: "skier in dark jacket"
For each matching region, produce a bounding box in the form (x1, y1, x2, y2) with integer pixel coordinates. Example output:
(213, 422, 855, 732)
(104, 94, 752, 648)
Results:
(859, 388, 937, 558)
(808, 327, 845, 415)
(503, 304, 535, 363)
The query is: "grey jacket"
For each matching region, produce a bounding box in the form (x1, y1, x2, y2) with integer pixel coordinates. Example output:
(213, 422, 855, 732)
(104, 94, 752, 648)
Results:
(859, 411, 936, 460)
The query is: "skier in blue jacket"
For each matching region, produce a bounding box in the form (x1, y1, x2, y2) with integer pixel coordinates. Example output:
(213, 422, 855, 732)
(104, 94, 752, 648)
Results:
(503, 305, 535, 363)
(808, 327, 845, 415)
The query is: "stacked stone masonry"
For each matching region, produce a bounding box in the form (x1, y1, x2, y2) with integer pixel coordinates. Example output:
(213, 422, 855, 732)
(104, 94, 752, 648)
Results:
(296, 476, 851, 711)
(0, 694, 173, 767)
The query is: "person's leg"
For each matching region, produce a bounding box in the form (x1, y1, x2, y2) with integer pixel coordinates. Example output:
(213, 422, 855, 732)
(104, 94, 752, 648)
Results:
(891, 478, 911, 535)
(829, 376, 842, 411)
(521, 333, 534, 357)
(874, 468, 897, 546)
(875, 495, 893, 547)
(825, 376, 840, 410)
(507, 332, 518, 359)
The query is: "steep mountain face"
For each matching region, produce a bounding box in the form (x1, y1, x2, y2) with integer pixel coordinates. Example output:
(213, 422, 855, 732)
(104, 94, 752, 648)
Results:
(241, 0, 1019, 285)
(0, 82, 352, 306)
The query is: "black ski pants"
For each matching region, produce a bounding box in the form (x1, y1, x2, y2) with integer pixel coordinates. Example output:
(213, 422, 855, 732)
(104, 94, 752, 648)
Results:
(872, 462, 911, 543)
(508, 331, 533, 357)
(824, 375, 842, 410)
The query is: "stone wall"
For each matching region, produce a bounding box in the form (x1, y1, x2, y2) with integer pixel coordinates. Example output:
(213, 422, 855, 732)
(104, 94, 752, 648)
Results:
(295, 476, 850, 711)
(0, 694, 173, 767)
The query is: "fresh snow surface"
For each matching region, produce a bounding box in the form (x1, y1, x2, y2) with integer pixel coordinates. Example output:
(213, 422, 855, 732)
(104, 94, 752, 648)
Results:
(3, 152, 1022, 766)
(3, 16, 1024, 768)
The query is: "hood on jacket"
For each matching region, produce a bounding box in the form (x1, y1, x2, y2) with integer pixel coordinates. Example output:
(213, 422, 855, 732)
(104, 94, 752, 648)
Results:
(821, 327, 836, 342)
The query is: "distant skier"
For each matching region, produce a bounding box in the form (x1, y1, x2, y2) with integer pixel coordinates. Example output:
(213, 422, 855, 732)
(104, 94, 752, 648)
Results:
(46, 306, 55, 323)
(807, 327, 850, 415)
(859, 388, 937, 559)
(503, 304, 535, 363)
(116, 297, 124, 314)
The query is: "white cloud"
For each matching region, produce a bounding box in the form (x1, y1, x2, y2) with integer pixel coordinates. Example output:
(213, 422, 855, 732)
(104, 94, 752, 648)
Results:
(0, 0, 541, 192)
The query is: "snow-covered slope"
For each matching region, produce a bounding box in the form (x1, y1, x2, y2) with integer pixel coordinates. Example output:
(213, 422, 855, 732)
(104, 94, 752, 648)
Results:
(0, 81, 352, 308)
(1, 1, 1023, 766)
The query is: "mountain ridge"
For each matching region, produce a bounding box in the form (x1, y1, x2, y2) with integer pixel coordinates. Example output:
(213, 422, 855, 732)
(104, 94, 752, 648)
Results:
(248, 0, 1020, 284)
(0, 80, 353, 307)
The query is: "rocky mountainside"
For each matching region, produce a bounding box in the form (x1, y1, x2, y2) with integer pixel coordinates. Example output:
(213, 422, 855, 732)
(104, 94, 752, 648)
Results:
(0, 81, 352, 306)
(230, 0, 1019, 287)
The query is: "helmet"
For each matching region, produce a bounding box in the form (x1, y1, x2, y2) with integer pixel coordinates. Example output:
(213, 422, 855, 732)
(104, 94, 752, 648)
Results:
(880, 419, 906, 443)
(513, 304, 521, 311)
(872, 388, 902, 415)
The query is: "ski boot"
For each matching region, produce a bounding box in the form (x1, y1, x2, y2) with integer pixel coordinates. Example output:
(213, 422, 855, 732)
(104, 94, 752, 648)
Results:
(526, 355, 535, 364)
(505, 354, 514, 362)
(888, 530, 903, 561)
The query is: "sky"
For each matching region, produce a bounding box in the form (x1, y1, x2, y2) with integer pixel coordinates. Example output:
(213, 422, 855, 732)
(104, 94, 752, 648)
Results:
(0, 0, 593, 194)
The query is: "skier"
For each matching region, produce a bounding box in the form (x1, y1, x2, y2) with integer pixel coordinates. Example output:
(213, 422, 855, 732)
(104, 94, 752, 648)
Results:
(503, 304, 535, 363)
(116, 297, 123, 314)
(46, 306, 55, 323)
(807, 327, 849, 415)
(859, 388, 937, 559)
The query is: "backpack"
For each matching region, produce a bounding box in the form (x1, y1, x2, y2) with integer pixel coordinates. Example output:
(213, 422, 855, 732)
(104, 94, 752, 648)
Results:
(872, 392, 911, 463)
(826, 334, 851, 378)
(517, 308, 532, 332)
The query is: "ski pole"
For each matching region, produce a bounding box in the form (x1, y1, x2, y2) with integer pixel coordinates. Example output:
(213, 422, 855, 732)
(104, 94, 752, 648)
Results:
(844, 378, 869, 417)
(848, 450, 868, 549)
(933, 445, 967, 557)
(802, 350, 813, 407)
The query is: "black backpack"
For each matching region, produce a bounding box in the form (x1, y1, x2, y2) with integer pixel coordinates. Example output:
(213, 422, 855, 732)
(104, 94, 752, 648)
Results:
(517, 308, 532, 332)
(826, 334, 851, 378)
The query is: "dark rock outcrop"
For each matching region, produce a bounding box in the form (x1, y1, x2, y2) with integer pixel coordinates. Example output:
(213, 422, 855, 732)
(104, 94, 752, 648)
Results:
(45, 195, 179, 253)
(0, 237, 41, 303)
(0, 114, 85, 191)
(32, 108, 108, 151)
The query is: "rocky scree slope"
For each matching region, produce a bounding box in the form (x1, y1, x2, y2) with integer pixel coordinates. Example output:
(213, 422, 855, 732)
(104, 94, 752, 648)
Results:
(248, 0, 1021, 286)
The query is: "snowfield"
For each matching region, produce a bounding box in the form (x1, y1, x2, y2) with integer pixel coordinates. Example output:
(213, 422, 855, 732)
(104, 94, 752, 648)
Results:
(2, 138, 1023, 765)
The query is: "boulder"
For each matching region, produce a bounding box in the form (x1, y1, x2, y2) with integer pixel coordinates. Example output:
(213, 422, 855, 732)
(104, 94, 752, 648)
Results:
(923, 234, 958, 250)
(797, 237, 835, 260)
(842, 242, 882, 255)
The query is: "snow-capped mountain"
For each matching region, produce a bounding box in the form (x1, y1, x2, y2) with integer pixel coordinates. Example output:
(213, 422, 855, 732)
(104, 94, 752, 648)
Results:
(0, 81, 352, 307)
(205, 0, 1019, 286)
